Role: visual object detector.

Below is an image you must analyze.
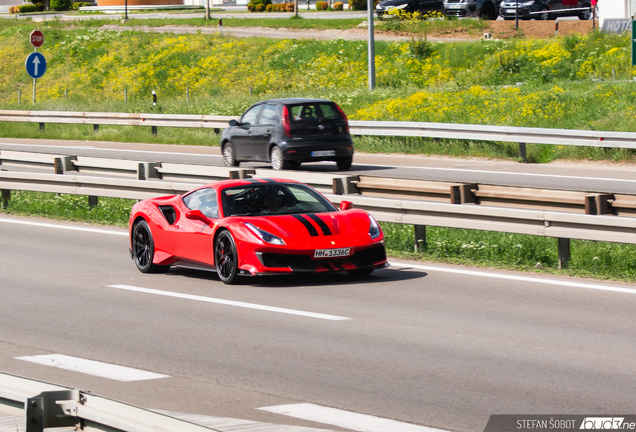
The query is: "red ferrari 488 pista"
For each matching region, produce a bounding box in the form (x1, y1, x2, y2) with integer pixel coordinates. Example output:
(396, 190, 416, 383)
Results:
(129, 178, 388, 284)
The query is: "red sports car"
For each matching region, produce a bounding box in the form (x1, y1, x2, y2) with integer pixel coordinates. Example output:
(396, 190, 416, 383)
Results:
(129, 178, 388, 284)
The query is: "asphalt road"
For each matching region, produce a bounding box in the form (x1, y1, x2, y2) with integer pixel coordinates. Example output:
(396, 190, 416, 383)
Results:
(2, 138, 636, 194)
(2, 215, 636, 432)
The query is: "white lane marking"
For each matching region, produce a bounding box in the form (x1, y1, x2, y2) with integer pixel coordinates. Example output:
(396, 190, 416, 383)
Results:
(0, 218, 128, 236)
(108, 285, 350, 321)
(390, 261, 636, 295)
(259, 403, 446, 432)
(354, 163, 636, 184)
(15, 354, 169, 382)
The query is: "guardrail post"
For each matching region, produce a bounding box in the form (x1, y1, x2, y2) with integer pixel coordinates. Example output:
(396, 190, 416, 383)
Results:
(88, 196, 98, 208)
(558, 238, 570, 269)
(93, 124, 99, 132)
(585, 194, 614, 215)
(519, 143, 527, 162)
(1, 189, 9, 209)
(415, 225, 426, 252)
(55, 156, 77, 173)
(151, 126, 158, 136)
(451, 184, 476, 204)
(26, 390, 79, 432)
(333, 176, 359, 195)
(39, 123, 45, 132)
(138, 162, 161, 180)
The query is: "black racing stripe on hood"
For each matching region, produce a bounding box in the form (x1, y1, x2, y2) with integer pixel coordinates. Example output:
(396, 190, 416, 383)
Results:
(292, 214, 319, 236)
(307, 214, 332, 236)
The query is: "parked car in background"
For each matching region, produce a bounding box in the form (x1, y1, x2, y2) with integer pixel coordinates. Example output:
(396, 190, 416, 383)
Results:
(498, 0, 591, 19)
(375, 0, 443, 18)
(220, 98, 354, 171)
(443, 0, 501, 19)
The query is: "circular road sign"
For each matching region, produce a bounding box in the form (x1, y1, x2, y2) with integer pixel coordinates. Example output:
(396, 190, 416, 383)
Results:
(30, 30, 44, 48)
(25, 52, 47, 79)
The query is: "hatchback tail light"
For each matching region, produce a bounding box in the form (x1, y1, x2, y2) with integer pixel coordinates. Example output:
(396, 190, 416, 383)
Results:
(335, 103, 349, 134)
(282, 105, 291, 138)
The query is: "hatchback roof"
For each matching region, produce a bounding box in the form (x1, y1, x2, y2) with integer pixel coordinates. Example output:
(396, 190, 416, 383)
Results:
(255, 98, 334, 104)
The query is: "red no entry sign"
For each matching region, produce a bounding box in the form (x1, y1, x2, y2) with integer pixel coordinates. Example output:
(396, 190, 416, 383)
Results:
(30, 30, 44, 48)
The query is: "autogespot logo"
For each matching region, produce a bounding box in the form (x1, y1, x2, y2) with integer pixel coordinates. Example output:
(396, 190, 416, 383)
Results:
(580, 418, 628, 430)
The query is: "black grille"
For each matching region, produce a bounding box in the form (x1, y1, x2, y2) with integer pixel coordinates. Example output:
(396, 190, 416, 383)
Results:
(259, 244, 386, 272)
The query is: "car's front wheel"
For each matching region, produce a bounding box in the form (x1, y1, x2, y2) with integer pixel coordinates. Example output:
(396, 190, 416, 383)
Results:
(536, 6, 548, 19)
(479, 3, 496, 19)
(578, 4, 591, 19)
(222, 142, 240, 167)
(132, 220, 170, 273)
(215, 230, 239, 284)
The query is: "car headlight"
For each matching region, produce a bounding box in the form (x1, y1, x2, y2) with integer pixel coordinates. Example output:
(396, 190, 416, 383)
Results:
(522, 1, 534, 5)
(245, 222, 285, 245)
(368, 215, 381, 240)
(376, 3, 382, 8)
(396, 3, 409, 8)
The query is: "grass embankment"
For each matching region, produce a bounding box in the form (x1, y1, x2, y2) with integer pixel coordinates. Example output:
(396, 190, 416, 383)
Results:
(2, 20, 636, 161)
(3, 191, 636, 282)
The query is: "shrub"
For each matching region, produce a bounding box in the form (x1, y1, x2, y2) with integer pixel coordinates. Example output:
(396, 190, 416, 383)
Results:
(266, 3, 273, 10)
(286, 2, 294, 11)
(34, 2, 44, 10)
(18, 4, 37, 12)
(320, 1, 328, 9)
(72, 1, 81, 9)
(333, 1, 343, 9)
(255, 3, 265, 10)
(348, 0, 366, 10)
(247, 3, 255, 10)
(315, 1, 323, 9)
(8, 5, 14, 12)
(51, 0, 72, 10)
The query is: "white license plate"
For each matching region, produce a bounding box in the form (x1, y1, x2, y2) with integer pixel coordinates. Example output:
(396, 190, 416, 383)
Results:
(311, 150, 336, 157)
(314, 247, 351, 258)
(506, 9, 515, 12)
(446, 4, 463, 8)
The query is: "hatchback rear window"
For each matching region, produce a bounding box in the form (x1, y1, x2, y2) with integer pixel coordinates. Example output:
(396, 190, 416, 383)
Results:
(288, 103, 342, 123)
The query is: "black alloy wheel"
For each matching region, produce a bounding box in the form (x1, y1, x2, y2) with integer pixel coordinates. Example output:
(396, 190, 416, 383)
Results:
(578, 4, 591, 19)
(215, 230, 239, 284)
(132, 220, 170, 273)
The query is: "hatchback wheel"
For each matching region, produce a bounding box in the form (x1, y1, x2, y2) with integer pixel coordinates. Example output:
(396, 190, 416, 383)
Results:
(578, 5, 591, 19)
(222, 142, 240, 167)
(270, 146, 288, 170)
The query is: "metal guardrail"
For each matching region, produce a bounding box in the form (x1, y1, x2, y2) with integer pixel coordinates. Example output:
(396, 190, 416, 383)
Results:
(0, 372, 221, 432)
(4, 149, 636, 268)
(1, 110, 636, 153)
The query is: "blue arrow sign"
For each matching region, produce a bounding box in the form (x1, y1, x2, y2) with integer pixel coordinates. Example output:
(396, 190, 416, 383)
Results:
(25, 52, 47, 79)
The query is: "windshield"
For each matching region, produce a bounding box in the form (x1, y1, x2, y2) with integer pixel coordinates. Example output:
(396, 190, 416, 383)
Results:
(221, 183, 337, 217)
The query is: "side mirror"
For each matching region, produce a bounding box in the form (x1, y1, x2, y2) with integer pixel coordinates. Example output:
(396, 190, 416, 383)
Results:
(229, 119, 239, 127)
(339, 201, 353, 211)
(186, 210, 211, 224)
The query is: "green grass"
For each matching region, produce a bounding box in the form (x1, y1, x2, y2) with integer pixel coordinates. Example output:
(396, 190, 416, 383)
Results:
(3, 190, 636, 282)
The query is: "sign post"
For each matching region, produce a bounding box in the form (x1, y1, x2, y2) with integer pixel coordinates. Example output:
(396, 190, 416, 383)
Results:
(632, 21, 636, 66)
(26, 30, 46, 103)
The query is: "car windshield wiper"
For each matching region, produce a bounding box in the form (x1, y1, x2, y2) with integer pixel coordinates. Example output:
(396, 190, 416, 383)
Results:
(231, 212, 259, 217)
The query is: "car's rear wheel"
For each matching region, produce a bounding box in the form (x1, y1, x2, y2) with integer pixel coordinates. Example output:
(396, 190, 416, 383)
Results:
(347, 268, 374, 277)
(215, 230, 239, 284)
(336, 156, 353, 171)
(578, 4, 591, 19)
(270, 146, 289, 170)
(222, 142, 240, 167)
(479, 3, 496, 19)
(536, 6, 548, 19)
(132, 220, 170, 273)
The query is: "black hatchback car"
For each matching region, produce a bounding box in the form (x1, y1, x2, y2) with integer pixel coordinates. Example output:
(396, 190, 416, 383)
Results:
(499, 0, 591, 19)
(220, 98, 354, 171)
